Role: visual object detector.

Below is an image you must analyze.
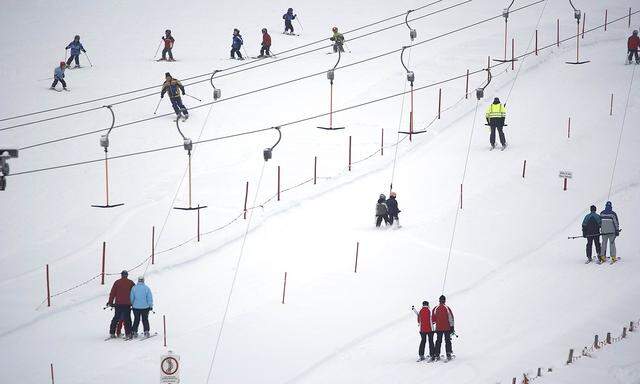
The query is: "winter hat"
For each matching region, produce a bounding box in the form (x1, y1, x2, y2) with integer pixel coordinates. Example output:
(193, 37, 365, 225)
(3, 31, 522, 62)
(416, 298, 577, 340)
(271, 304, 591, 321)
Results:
(332, 26, 338, 32)
(390, 191, 397, 197)
(493, 97, 500, 104)
(59, 61, 66, 66)
(422, 300, 429, 307)
(605, 201, 612, 209)
(262, 28, 267, 33)
(138, 276, 145, 282)
(439, 295, 446, 302)
(379, 193, 386, 200)
(288, 7, 293, 12)
(634, 30, 638, 35)
(166, 29, 171, 34)
(590, 205, 597, 212)
(165, 72, 171, 78)
(121, 270, 128, 277)
(233, 28, 240, 33)
(74, 35, 80, 40)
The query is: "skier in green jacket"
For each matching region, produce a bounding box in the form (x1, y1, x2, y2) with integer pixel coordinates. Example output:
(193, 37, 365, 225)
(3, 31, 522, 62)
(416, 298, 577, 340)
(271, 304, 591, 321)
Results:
(330, 27, 345, 53)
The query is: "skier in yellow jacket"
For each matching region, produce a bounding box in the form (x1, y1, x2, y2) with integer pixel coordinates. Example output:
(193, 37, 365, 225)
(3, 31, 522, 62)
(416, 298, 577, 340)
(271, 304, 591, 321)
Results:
(485, 97, 507, 150)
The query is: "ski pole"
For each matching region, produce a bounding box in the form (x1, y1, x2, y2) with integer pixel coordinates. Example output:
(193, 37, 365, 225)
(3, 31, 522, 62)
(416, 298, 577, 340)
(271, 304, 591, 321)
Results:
(296, 16, 304, 32)
(242, 46, 250, 60)
(64, 49, 68, 62)
(153, 39, 163, 60)
(153, 98, 162, 114)
(567, 229, 621, 240)
(37, 77, 53, 82)
(184, 94, 202, 102)
(83, 51, 94, 67)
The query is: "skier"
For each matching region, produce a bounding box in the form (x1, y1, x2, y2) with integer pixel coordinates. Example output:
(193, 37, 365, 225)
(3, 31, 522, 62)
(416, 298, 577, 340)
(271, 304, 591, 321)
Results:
(259, 28, 272, 57)
(375, 196, 390, 227)
(386, 191, 401, 227)
(581, 205, 602, 263)
(50, 61, 68, 91)
(282, 8, 297, 34)
(432, 295, 455, 361)
(160, 29, 175, 61)
(230, 28, 244, 60)
(130, 276, 154, 338)
(599, 201, 620, 264)
(65, 35, 87, 68)
(107, 270, 135, 339)
(329, 27, 345, 53)
(628, 30, 640, 64)
(160, 72, 189, 121)
(485, 97, 507, 150)
(415, 301, 435, 362)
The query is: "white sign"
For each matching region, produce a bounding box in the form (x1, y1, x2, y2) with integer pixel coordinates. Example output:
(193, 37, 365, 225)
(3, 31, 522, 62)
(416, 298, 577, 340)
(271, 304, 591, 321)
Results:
(160, 352, 180, 384)
(559, 170, 573, 179)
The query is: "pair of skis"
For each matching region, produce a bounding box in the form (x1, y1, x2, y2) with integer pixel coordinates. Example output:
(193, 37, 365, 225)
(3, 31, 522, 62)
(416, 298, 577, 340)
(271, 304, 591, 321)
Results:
(104, 332, 158, 342)
(416, 355, 456, 363)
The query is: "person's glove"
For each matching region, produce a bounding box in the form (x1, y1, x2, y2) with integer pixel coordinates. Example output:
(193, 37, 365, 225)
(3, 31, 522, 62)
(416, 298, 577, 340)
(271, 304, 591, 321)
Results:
(149, 307, 153, 312)
(615, 230, 620, 236)
(182, 92, 185, 96)
(162, 36, 165, 40)
(83, 49, 87, 53)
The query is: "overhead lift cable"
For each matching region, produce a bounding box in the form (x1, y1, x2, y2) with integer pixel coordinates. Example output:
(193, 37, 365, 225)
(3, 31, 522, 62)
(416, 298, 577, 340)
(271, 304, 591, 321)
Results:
(17, 0, 544, 152)
(0, 0, 457, 126)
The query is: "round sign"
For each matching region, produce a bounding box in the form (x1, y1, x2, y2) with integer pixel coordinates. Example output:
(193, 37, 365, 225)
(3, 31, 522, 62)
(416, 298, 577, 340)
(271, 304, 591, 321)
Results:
(161, 356, 179, 376)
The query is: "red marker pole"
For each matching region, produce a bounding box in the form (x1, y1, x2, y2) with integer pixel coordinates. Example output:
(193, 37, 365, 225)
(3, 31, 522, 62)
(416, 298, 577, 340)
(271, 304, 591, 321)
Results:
(437, 88, 442, 119)
(163, 315, 167, 347)
(197, 205, 201, 242)
(50, 363, 55, 384)
(465, 69, 469, 99)
(487, 56, 491, 82)
(567, 117, 571, 139)
(563, 178, 568, 191)
(354, 242, 360, 273)
(151, 226, 155, 265)
(535, 30, 538, 55)
(381, 128, 384, 156)
(610, 93, 614, 116)
(629, 8, 632, 28)
(459, 184, 463, 209)
(282, 272, 287, 304)
(313, 156, 317, 185)
(604, 9, 608, 31)
(522, 160, 527, 178)
(348, 136, 352, 171)
(46, 264, 51, 307)
(557, 19, 560, 47)
(511, 38, 515, 71)
(277, 165, 281, 201)
(101, 241, 106, 285)
(582, 13, 586, 39)
(243, 181, 249, 219)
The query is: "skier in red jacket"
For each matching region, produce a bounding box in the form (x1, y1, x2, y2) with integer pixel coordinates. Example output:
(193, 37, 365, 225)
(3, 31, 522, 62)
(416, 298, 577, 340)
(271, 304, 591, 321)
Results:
(107, 270, 135, 339)
(628, 30, 640, 64)
(414, 301, 435, 361)
(259, 28, 272, 57)
(432, 295, 455, 361)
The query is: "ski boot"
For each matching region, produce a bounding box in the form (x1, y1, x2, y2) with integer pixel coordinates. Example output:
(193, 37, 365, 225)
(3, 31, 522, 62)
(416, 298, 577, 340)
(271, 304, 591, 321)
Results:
(416, 356, 425, 362)
(132, 332, 138, 338)
(49, 86, 55, 90)
(181, 114, 189, 122)
(501, 142, 508, 151)
(490, 144, 496, 151)
(144, 331, 150, 337)
(109, 333, 117, 339)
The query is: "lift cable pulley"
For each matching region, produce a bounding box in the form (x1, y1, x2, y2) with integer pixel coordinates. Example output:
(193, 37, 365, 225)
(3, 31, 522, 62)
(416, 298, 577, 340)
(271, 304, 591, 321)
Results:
(398, 46, 426, 137)
(405, 10, 418, 41)
(263, 127, 282, 161)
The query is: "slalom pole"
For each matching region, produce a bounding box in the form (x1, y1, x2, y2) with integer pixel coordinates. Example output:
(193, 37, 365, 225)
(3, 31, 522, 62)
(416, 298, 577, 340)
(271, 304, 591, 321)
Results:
(83, 52, 94, 67)
(184, 94, 202, 102)
(296, 16, 304, 32)
(153, 39, 163, 60)
(153, 98, 162, 114)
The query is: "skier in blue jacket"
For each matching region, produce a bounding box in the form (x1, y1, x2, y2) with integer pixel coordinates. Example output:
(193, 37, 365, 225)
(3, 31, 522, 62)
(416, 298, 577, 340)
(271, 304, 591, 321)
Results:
(130, 276, 154, 337)
(230, 28, 244, 60)
(65, 35, 87, 68)
(282, 8, 297, 34)
(50, 61, 68, 91)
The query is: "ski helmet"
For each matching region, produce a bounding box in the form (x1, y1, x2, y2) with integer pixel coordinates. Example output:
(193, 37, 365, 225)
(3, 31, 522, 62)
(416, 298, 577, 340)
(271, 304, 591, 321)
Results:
(137, 276, 145, 282)
(590, 205, 597, 212)
(493, 97, 500, 103)
(165, 72, 171, 78)
(59, 61, 66, 66)
(439, 295, 446, 302)
(390, 191, 397, 197)
(166, 29, 171, 34)
(634, 30, 639, 35)
(422, 300, 429, 307)
(74, 35, 80, 40)
(121, 270, 128, 277)
(332, 26, 338, 32)
(288, 7, 293, 12)
(233, 28, 240, 33)
(262, 28, 267, 33)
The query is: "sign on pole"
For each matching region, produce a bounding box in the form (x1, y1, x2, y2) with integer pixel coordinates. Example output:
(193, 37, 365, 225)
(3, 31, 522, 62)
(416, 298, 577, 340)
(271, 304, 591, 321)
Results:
(160, 351, 180, 383)
(559, 170, 573, 179)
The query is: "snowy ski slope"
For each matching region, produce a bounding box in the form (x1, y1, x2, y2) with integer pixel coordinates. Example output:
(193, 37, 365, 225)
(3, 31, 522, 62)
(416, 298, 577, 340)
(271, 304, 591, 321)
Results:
(1, 0, 639, 383)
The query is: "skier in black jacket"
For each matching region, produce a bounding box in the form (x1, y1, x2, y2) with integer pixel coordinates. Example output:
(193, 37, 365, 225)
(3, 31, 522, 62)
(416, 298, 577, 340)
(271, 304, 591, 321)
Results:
(581, 205, 602, 263)
(386, 191, 401, 227)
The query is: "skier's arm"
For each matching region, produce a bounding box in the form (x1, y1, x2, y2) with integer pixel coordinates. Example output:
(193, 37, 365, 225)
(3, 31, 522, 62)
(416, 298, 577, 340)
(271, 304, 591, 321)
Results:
(108, 283, 116, 305)
(147, 288, 153, 309)
(130, 289, 135, 305)
(80, 43, 86, 53)
(177, 81, 186, 95)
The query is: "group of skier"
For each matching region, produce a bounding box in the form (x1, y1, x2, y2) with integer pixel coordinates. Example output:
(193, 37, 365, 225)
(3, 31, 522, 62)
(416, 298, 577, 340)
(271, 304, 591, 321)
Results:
(50, 35, 88, 91)
(375, 192, 401, 228)
(106, 270, 154, 339)
(581, 201, 621, 264)
(413, 295, 455, 362)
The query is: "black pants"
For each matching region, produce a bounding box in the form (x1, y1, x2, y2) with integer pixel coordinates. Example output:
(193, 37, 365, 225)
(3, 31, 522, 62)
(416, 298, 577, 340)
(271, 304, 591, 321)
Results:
(388, 214, 399, 225)
(170, 97, 188, 116)
(490, 125, 506, 146)
(434, 330, 452, 356)
(162, 48, 174, 60)
(629, 49, 639, 63)
(132, 308, 150, 333)
(419, 332, 435, 358)
(285, 21, 294, 33)
(260, 45, 271, 56)
(333, 43, 345, 53)
(51, 77, 67, 89)
(230, 47, 243, 59)
(109, 305, 132, 335)
(66, 54, 80, 67)
(586, 236, 601, 261)
(376, 215, 390, 227)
